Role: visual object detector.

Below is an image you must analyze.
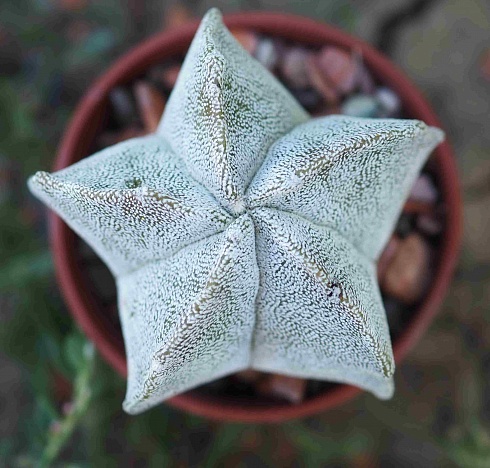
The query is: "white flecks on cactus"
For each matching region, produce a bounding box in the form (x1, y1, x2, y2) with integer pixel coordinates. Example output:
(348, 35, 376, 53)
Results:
(251, 208, 394, 399)
(28, 136, 232, 276)
(28, 8, 445, 414)
(119, 214, 258, 414)
(158, 8, 309, 216)
(247, 116, 443, 260)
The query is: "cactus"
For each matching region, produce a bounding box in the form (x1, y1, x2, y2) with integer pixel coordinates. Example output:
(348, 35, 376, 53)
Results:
(28, 8, 444, 414)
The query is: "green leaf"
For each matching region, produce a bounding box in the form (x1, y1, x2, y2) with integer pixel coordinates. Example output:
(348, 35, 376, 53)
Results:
(203, 424, 247, 468)
(0, 251, 53, 292)
(63, 333, 88, 375)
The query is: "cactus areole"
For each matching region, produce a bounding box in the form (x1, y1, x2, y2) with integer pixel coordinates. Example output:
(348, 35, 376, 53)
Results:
(29, 9, 461, 422)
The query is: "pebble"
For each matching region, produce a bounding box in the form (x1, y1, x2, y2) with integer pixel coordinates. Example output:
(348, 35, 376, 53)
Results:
(230, 29, 258, 55)
(377, 235, 401, 281)
(375, 86, 401, 118)
(381, 233, 431, 305)
(357, 63, 376, 94)
(133, 81, 166, 133)
(280, 47, 311, 89)
(306, 54, 338, 105)
(417, 213, 444, 236)
(403, 200, 435, 215)
(409, 174, 438, 204)
(341, 94, 379, 117)
(292, 88, 321, 110)
(257, 374, 306, 403)
(315, 46, 358, 95)
(254, 38, 278, 70)
(109, 87, 136, 126)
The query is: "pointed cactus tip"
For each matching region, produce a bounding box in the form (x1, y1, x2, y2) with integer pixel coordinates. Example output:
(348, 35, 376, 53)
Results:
(203, 7, 223, 23)
(28, 170, 51, 191)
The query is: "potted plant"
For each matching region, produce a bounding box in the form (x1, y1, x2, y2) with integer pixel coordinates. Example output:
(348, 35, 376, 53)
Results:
(29, 9, 461, 423)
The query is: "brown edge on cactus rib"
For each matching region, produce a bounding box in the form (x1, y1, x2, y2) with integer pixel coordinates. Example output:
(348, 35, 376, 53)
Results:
(50, 11, 462, 423)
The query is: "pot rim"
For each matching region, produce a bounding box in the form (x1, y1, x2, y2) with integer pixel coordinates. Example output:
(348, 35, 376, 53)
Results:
(50, 11, 462, 423)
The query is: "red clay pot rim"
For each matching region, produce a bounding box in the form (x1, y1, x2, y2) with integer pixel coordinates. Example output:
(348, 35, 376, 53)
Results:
(50, 11, 462, 423)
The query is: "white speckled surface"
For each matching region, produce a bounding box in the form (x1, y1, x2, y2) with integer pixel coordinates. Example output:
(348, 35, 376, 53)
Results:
(28, 8, 444, 414)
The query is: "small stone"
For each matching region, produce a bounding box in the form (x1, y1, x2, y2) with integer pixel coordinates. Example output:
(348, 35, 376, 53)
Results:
(254, 38, 278, 70)
(403, 200, 435, 215)
(133, 81, 166, 133)
(409, 174, 438, 204)
(109, 87, 135, 126)
(417, 213, 444, 236)
(257, 374, 306, 403)
(357, 63, 376, 94)
(230, 29, 258, 55)
(375, 86, 401, 117)
(291, 88, 321, 110)
(280, 47, 311, 89)
(341, 94, 379, 117)
(315, 46, 358, 95)
(306, 54, 338, 105)
(377, 235, 401, 281)
(381, 233, 431, 305)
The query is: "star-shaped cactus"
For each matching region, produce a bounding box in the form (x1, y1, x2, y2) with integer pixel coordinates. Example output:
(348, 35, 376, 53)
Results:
(28, 9, 444, 414)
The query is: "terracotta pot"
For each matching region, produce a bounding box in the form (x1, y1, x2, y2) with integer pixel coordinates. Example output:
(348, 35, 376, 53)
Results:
(50, 11, 462, 423)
